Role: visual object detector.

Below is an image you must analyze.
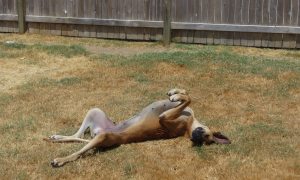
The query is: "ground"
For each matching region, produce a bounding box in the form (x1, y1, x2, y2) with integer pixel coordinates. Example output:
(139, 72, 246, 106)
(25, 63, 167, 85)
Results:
(0, 33, 299, 179)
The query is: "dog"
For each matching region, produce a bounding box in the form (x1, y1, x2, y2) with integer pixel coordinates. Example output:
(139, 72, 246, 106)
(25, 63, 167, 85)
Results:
(45, 89, 231, 167)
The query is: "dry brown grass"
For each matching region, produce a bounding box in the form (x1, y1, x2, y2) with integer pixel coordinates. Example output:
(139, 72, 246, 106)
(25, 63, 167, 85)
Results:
(0, 33, 299, 179)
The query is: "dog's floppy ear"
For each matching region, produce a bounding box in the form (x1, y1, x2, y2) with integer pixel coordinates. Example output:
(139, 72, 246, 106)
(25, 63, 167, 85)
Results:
(212, 132, 231, 144)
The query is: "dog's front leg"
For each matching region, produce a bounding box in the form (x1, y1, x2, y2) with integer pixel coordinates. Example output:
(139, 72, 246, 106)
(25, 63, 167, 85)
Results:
(159, 93, 191, 121)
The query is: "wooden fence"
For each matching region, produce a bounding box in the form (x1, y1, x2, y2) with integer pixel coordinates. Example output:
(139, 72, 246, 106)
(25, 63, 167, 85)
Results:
(0, 0, 300, 48)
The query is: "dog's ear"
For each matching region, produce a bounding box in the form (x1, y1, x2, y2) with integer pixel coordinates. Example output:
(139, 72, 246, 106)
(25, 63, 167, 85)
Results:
(212, 132, 231, 144)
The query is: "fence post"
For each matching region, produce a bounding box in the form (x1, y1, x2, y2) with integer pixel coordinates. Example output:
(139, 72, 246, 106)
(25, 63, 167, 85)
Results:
(163, 0, 172, 46)
(17, 0, 26, 33)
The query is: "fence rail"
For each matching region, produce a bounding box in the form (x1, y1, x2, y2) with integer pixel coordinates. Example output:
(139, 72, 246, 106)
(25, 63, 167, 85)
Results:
(0, 0, 300, 48)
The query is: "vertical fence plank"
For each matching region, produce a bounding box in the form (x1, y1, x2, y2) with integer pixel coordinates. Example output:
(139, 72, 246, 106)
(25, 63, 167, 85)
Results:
(277, 0, 284, 25)
(269, 0, 282, 48)
(262, 0, 270, 25)
(291, 0, 299, 26)
(17, 0, 26, 33)
(0, 0, 3, 32)
(296, 34, 300, 48)
(163, 0, 171, 45)
(2, 0, 8, 32)
(228, 0, 235, 24)
(298, 0, 300, 26)
(201, 0, 208, 23)
(0, 0, 3, 15)
(207, 0, 214, 23)
(214, 0, 221, 24)
(234, 0, 242, 24)
(222, 0, 230, 24)
(194, 30, 207, 44)
(248, 0, 256, 24)
(283, 0, 292, 25)
(282, 34, 296, 48)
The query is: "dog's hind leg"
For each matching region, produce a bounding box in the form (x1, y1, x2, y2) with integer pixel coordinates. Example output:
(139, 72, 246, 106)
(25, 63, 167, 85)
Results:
(45, 108, 115, 143)
(51, 132, 124, 167)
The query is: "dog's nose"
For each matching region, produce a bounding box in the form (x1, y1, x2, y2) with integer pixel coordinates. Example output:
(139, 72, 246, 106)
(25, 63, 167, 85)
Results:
(196, 127, 204, 133)
(191, 127, 205, 146)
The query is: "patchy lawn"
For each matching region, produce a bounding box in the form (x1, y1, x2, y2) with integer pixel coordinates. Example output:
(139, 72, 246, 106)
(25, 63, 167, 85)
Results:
(0, 33, 299, 179)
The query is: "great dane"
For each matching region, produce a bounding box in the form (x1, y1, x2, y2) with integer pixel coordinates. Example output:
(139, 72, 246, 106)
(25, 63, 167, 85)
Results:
(45, 89, 230, 167)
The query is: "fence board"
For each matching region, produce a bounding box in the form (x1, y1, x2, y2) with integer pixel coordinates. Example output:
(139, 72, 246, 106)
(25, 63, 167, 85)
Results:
(214, 0, 221, 24)
(0, 0, 3, 15)
(269, 33, 283, 48)
(283, 0, 292, 26)
(222, 0, 230, 24)
(277, 0, 284, 25)
(0, 0, 300, 48)
(296, 34, 300, 48)
(262, 0, 269, 25)
(249, 0, 256, 24)
(282, 34, 296, 48)
(269, 0, 277, 25)
(291, 0, 299, 26)
(261, 33, 270, 47)
(254, 33, 262, 47)
(202, 0, 209, 23)
(193, 30, 206, 44)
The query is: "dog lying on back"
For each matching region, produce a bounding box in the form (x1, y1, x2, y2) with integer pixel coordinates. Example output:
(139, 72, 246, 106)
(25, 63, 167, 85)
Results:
(45, 89, 231, 167)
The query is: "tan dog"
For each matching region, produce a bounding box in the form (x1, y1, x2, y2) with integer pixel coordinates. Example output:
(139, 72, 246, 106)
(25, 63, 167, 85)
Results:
(45, 89, 230, 167)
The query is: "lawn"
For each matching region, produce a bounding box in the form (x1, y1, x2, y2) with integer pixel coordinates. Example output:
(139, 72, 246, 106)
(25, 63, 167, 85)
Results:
(0, 33, 299, 179)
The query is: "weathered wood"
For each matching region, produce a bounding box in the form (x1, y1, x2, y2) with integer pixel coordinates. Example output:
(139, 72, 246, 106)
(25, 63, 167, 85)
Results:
(222, 0, 230, 24)
(0, 14, 18, 21)
(296, 34, 300, 48)
(253, 33, 262, 47)
(277, 0, 284, 25)
(282, 34, 296, 48)
(1, 0, 300, 48)
(171, 22, 300, 34)
(269, 33, 283, 48)
(291, 0, 299, 26)
(206, 31, 214, 45)
(283, 0, 292, 25)
(221, 31, 234, 46)
(248, 0, 256, 24)
(233, 32, 241, 46)
(163, 0, 171, 45)
(23, 15, 300, 35)
(28, 22, 40, 33)
(213, 31, 221, 44)
(193, 30, 207, 44)
(255, 0, 263, 24)
(17, 0, 26, 33)
(261, 33, 270, 47)
(214, 0, 222, 24)
(262, 0, 269, 25)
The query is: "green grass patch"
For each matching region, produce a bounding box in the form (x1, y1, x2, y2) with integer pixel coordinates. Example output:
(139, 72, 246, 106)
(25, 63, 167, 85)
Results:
(3, 42, 26, 49)
(32, 44, 87, 58)
(0, 116, 38, 135)
(0, 93, 13, 106)
(0, 42, 87, 58)
(128, 72, 149, 83)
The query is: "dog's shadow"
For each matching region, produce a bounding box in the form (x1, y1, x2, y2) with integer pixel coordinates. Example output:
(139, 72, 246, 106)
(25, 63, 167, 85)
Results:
(83, 145, 121, 158)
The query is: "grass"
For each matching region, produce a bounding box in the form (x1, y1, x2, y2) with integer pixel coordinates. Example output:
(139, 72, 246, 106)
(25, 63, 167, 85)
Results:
(0, 33, 299, 179)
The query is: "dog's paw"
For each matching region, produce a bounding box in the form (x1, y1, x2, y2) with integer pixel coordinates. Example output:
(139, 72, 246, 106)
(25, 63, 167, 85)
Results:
(167, 89, 187, 96)
(169, 94, 182, 102)
(44, 135, 63, 142)
(51, 158, 65, 168)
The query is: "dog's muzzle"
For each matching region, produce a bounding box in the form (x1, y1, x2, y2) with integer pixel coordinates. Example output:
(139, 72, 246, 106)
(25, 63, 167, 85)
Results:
(191, 127, 206, 146)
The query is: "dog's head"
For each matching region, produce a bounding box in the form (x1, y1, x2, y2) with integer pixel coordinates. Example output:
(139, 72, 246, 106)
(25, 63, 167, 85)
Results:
(190, 127, 231, 146)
